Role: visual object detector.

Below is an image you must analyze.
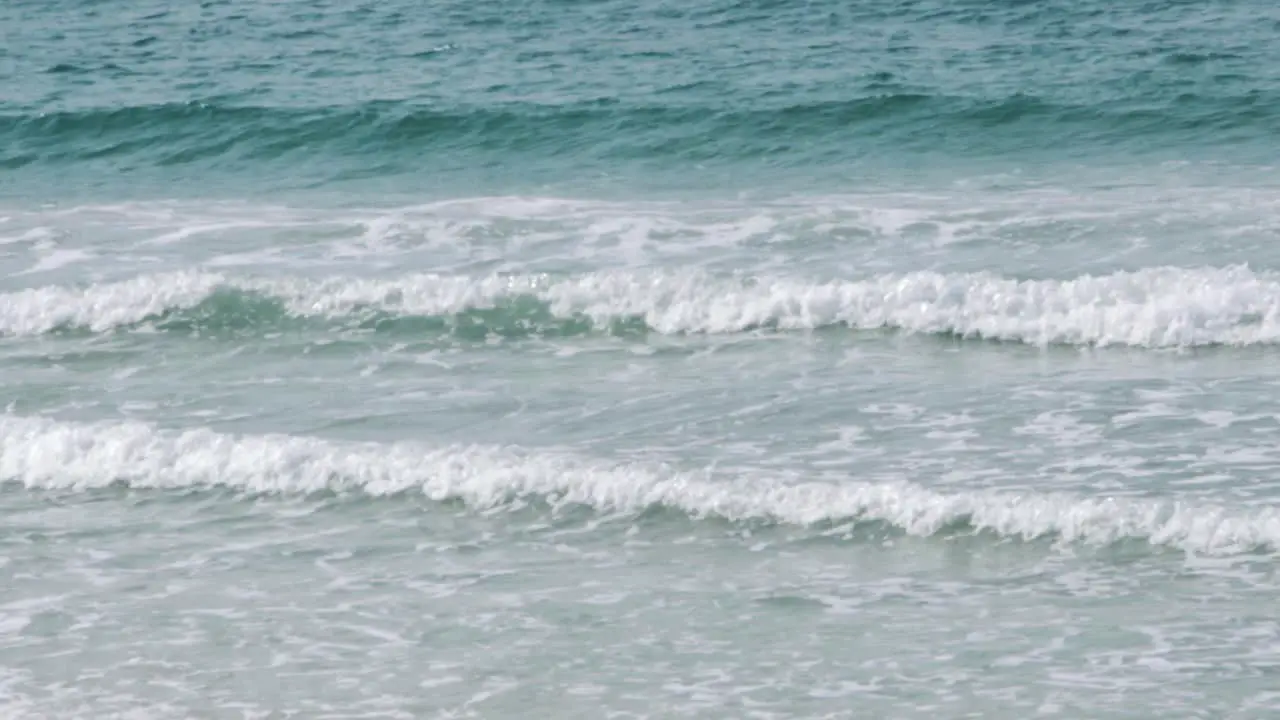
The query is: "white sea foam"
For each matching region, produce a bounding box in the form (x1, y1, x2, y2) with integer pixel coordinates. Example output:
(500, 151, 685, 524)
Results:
(4, 266, 1280, 346)
(2, 414, 1278, 555)
(0, 271, 225, 335)
(10, 185, 1277, 276)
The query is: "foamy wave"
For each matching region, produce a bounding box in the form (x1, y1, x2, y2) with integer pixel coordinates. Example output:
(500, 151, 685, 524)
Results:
(0, 271, 225, 335)
(2, 414, 1278, 555)
(4, 265, 1280, 346)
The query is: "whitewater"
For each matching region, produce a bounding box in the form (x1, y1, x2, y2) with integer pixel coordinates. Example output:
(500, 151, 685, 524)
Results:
(5, 265, 1280, 346)
(4, 413, 1280, 555)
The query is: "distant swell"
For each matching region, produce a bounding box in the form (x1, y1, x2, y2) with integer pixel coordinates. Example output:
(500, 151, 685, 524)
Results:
(1, 413, 1277, 556)
(6, 266, 1280, 347)
(4, 91, 1276, 169)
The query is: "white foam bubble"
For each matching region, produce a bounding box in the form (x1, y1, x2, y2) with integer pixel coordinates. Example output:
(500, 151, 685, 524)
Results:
(3, 265, 1280, 346)
(0, 271, 225, 335)
(535, 265, 1280, 345)
(2, 414, 1278, 555)
(0, 271, 404, 333)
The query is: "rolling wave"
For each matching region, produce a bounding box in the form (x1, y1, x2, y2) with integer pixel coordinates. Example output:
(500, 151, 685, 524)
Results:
(4, 266, 1280, 347)
(4, 90, 1277, 170)
(1, 413, 1276, 556)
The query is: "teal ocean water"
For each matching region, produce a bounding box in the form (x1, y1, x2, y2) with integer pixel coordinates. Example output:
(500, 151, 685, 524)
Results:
(5, 0, 1280, 717)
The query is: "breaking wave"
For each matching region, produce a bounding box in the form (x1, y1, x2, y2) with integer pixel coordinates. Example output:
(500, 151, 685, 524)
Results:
(4, 266, 1280, 347)
(1, 413, 1278, 555)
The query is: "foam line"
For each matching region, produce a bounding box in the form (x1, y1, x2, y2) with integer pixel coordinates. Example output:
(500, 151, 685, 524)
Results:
(2, 414, 1277, 555)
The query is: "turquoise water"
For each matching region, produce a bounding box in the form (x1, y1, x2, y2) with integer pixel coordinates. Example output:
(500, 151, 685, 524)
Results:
(4, 0, 1280, 717)
(6, 0, 1280, 198)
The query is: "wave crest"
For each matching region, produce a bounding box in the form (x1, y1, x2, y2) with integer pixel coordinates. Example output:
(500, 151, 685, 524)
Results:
(1, 413, 1276, 556)
(5, 91, 1276, 170)
(4, 266, 1280, 346)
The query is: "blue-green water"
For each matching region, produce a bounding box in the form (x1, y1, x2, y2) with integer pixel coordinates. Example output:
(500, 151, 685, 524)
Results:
(6, 0, 1280, 198)
(4, 1, 1280, 717)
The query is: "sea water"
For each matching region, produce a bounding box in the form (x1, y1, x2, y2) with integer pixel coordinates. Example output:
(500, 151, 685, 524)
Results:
(3, 0, 1280, 717)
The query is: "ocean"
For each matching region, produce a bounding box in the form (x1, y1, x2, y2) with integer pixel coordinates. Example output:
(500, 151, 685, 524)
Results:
(3, 0, 1280, 717)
